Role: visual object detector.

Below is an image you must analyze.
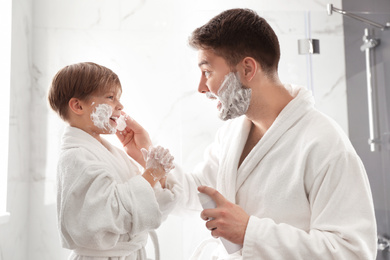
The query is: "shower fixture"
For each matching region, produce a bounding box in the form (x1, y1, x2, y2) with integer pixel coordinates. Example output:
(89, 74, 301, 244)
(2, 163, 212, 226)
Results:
(327, 3, 390, 31)
(361, 28, 381, 152)
(327, 3, 388, 152)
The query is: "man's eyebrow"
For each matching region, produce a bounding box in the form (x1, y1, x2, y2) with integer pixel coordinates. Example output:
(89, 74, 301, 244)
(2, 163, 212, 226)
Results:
(198, 60, 209, 67)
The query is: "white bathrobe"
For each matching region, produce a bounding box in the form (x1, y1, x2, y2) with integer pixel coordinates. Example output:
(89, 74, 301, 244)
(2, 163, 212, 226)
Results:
(166, 84, 377, 259)
(57, 126, 172, 260)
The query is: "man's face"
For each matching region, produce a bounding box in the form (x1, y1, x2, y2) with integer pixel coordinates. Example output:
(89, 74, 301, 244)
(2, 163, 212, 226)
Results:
(197, 49, 251, 120)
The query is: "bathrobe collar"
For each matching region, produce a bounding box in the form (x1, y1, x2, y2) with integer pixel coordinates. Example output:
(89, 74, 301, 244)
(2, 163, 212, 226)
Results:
(61, 126, 137, 182)
(217, 85, 315, 203)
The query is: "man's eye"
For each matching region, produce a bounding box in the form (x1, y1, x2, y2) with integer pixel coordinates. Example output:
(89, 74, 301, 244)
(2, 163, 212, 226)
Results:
(204, 71, 211, 79)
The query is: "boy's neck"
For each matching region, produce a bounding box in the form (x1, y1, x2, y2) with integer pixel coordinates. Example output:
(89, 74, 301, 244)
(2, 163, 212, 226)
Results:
(68, 120, 103, 144)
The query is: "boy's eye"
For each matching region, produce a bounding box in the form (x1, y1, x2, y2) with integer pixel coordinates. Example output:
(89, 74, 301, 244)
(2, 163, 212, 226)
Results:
(107, 96, 114, 100)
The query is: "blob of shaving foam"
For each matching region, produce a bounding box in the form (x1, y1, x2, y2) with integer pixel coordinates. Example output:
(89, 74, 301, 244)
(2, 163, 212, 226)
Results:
(116, 114, 126, 131)
(217, 72, 251, 121)
(141, 146, 175, 174)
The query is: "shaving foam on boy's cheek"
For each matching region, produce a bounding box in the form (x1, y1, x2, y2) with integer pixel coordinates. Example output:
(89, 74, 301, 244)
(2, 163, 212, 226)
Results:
(90, 104, 116, 134)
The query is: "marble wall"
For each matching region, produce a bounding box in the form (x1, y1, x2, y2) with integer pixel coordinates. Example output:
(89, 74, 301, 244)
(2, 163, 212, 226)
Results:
(0, 0, 345, 259)
(0, 0, 32, 259)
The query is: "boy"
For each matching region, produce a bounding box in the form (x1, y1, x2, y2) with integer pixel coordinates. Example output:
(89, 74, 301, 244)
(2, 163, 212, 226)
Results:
(48, 62, 175, 260)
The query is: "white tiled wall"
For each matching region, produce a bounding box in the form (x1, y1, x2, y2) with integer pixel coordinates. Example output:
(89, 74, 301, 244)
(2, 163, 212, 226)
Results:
(0, 0, 345, 259)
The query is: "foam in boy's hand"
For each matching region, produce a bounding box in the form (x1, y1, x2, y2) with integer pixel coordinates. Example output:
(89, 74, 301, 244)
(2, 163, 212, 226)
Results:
(116, 114, 127, 131)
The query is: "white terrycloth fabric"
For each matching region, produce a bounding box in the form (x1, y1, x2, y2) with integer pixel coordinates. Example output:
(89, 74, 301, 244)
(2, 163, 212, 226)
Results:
(165, 84, 377, 260)
(57, 126, 172, 260)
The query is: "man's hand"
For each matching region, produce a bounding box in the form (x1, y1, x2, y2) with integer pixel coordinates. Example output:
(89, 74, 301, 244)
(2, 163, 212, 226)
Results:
(116, 112, 151, 167)
(198, 186, 250, 245)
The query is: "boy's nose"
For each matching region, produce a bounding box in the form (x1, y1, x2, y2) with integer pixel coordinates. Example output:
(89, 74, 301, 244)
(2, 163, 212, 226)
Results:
(116, 101, 123, 110)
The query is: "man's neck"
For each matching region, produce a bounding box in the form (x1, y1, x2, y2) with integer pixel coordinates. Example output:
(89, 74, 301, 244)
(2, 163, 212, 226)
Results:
(245, 80, 294, 136)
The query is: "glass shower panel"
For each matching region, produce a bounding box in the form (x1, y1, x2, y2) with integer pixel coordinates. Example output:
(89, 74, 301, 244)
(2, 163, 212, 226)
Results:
(262, 10, 349, 133)
(339, 10, 390, 260)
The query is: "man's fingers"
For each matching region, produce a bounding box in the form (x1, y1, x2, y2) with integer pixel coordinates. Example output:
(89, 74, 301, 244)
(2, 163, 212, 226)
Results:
(205, 218, 218, 230)
(198, 185, 226, 206)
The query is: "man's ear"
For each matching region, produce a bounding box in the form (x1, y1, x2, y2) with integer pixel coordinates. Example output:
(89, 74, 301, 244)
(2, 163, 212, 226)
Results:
(241, 57, 258, 82)
(68, 98, 84, 115)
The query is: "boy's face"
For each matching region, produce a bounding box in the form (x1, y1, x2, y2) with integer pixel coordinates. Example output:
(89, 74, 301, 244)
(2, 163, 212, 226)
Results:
(84, 86, 124, 135)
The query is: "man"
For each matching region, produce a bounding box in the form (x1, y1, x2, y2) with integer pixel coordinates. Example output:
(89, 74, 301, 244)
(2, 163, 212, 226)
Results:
(161, 8, 377, 259)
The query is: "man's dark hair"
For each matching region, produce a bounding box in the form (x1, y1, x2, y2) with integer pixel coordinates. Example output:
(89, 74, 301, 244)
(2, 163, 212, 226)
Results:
(189, 8, 280, 76)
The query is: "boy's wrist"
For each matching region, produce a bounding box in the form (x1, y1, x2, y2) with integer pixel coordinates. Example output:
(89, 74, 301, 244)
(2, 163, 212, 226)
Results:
(142, 168, 164, 186)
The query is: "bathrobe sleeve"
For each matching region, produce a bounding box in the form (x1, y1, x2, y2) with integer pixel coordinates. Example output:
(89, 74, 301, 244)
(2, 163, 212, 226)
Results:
(153, 182, 178, 221)
(59, 149, 162, 250)
(163, 128, 223, 213)
(242, 151, 377, 260)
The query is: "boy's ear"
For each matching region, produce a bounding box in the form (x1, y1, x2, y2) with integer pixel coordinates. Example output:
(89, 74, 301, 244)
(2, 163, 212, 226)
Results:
(68, 98, 84, 115)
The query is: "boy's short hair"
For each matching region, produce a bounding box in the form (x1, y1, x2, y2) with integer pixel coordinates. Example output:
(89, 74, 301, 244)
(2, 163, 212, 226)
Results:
(48, 62, 121, 121)
(189, 8, 280, 76)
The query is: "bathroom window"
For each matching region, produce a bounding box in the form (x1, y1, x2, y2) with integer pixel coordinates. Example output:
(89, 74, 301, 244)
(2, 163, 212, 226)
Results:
(0, 0, 12, 224)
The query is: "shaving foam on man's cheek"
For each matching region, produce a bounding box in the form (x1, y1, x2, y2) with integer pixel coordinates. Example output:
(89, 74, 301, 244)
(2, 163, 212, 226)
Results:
(90, 104, 116, 134)
(206, 92, 218, 99)
(217, 73, 233, 97)
(205, 76, 231, 102)
(217, 72, 252, 120)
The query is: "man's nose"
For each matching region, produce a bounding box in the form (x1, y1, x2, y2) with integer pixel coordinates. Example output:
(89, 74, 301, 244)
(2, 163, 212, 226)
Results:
(198, 76, 208, 94)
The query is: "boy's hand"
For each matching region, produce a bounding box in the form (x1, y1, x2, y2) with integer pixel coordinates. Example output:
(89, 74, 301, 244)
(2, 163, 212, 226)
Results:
(116, 112, 151, 167)
(141, 146, 175, 173)
(141, 146, 175, 187)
